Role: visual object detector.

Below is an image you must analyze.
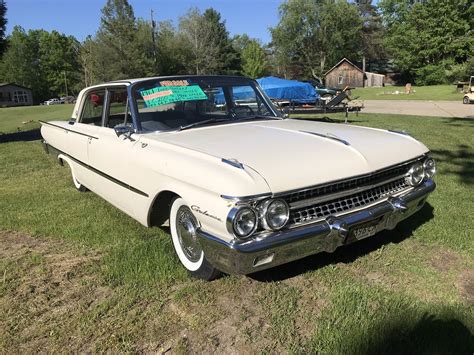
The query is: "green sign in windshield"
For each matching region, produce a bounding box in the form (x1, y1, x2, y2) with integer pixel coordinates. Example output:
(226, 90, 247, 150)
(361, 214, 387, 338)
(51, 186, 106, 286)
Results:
(140, 85, 208, 107)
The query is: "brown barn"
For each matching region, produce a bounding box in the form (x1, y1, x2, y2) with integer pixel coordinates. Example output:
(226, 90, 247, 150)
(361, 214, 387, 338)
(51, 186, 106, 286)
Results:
(324, 58, 364, 89)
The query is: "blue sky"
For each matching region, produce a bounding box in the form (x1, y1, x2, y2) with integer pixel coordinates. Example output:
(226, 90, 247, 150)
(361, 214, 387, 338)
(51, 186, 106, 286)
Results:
(6, 0, 282, 43)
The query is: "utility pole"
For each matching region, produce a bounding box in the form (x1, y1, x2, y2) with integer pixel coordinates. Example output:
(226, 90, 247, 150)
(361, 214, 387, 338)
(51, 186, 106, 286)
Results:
(151, 9, 158, 72)
(64, 70, 68, 97)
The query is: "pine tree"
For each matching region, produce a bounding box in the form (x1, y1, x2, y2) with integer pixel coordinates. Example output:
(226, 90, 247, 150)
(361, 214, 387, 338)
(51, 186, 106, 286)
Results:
(0, 0, 7, 57)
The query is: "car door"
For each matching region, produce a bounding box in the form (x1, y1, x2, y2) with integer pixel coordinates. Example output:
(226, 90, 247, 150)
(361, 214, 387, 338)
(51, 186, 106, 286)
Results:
(44, 88, 106, 188)
(86, 85, 148, 218)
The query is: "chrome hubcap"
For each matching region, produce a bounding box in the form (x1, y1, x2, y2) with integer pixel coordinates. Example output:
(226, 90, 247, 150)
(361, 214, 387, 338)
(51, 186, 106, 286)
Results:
(176, 206, 202, 262)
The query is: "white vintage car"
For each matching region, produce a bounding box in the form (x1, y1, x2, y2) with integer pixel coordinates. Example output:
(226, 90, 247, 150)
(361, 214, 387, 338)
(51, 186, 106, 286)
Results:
(41, 76, 436, 280)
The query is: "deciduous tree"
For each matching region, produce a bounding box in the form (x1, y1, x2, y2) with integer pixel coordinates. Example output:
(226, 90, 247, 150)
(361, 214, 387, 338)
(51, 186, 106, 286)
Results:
(241, 40, 268, 78)
(271, 0, 363, 80)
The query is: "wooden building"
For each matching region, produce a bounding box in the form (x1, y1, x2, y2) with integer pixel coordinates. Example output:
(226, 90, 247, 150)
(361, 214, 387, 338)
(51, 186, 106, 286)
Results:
(324, 58, 364, 89)
(0, 83, 34, 107)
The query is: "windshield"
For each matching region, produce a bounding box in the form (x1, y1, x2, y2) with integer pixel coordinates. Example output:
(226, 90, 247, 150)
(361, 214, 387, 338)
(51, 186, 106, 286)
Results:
(132, 77, 279, 131)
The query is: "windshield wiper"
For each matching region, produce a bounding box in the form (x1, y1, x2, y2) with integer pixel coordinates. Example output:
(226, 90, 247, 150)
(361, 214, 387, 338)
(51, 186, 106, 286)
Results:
(178, 118, 229, 131)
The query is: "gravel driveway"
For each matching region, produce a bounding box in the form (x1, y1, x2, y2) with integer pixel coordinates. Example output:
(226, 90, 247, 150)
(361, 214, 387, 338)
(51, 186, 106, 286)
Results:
(363, 100, 474, 118)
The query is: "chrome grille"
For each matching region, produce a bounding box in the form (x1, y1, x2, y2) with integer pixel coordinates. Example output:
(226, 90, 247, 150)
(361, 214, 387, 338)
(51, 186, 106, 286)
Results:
(281, 160, 422, 226)
(290, 177, 409, 225)
(285, 162, 412, 204)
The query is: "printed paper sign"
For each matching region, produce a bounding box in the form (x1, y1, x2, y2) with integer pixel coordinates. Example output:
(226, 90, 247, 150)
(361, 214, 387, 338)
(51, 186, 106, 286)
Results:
(140, 85, 208, 107)
(160, 80, 189, 87)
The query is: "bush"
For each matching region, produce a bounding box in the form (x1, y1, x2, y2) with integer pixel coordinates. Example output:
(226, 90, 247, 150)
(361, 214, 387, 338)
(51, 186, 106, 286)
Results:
(414, 64, 447, 85)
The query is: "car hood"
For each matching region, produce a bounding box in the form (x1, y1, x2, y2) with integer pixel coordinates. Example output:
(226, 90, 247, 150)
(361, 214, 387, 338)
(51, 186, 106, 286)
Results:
(144, 119, 429, 194)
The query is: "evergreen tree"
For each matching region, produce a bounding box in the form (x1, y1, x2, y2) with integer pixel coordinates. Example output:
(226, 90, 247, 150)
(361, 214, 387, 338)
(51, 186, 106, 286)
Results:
(356, 0, 386, 70)
(96, 0, 143, 80)
(0, 0, 6, 57)
(202, 8, 240, 74)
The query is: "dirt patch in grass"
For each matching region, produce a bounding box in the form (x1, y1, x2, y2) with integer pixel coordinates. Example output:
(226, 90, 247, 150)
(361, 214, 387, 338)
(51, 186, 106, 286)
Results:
(457, 270, 474, 305)
(0, 230, 106, 352)
(430, 248, 460, 273)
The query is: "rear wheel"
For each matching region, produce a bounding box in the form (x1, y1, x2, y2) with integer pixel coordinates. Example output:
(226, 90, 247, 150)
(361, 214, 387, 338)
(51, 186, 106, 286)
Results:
(72, 174, 88, 192)
(170, 197, 221, 280)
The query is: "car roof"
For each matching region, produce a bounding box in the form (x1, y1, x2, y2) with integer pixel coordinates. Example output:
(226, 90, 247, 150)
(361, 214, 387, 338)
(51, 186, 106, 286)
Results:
(72, 75, 254, 119)
(88, 75, 251, 88)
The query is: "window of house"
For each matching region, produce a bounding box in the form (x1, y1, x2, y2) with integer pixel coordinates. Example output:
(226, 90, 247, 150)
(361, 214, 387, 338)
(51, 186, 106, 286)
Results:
(338, 76, 344, 85)
(13, 90, 28, 103)
(80, 89, 106, 126)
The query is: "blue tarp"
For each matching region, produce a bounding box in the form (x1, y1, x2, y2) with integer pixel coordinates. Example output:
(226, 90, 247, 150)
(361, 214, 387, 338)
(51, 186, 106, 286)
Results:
(256, 76, 319, 104)
(214, 76, 319, 105)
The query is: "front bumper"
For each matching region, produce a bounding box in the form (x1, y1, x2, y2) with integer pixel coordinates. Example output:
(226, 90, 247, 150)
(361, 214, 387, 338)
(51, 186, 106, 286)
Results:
(198, 179, 435, 275)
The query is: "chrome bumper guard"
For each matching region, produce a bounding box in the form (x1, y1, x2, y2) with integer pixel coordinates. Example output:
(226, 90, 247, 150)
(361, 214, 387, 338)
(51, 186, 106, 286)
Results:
(198, 179, 435, 275)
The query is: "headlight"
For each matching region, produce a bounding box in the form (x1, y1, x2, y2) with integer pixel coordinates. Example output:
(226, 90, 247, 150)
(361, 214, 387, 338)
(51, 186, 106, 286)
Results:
(258, 199, 290, 230)
(405, 162, 424, 186)
(232, 207, 258, 238)
(423, 158, 436, 178)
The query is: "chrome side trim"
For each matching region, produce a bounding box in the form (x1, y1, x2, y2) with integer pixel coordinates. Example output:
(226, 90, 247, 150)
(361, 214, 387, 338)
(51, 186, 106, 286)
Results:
(40, 120, 99, 140)
(388, 129, 410, 136)
(300, 130, 350, 146)
(42, 142, 149, 197)
(289, 173, 408, 210)
(221, 158, 244, 169)
(221, 193, 272, 203)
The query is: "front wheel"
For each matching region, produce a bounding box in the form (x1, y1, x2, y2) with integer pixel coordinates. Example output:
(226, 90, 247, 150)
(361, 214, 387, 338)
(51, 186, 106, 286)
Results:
(170, 198, 221, 280)
(463, 96, 470, 104)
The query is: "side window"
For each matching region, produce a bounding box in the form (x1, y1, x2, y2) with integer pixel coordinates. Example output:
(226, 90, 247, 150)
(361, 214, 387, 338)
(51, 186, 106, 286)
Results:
(105, 87, 130, 128)
(231, 85, 271, 116)
(80, 89, 105, 126)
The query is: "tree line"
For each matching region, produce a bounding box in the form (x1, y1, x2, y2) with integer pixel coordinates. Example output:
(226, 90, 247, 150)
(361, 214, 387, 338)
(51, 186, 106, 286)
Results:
(0, 0, 472, 101)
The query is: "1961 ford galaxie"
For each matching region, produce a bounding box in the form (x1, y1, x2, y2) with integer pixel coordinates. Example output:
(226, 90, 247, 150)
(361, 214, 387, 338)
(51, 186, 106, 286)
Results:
(41, 75, 436, 280)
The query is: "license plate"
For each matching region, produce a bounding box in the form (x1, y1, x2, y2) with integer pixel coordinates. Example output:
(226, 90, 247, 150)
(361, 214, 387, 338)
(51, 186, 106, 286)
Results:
(349, 219, 381, 241)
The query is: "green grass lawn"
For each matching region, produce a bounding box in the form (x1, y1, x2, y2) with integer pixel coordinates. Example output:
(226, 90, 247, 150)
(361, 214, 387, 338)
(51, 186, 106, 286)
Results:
(0, 104, 73, 134)
(0, 110, 473, 352)
(353, 84, 463, 101)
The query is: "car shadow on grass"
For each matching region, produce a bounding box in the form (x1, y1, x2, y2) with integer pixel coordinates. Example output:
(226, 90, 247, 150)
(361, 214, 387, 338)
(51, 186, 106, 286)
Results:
(441, 116, 474, 126)
(431, 144, 474, 185)
(0, 129, 41, 143)
(249, 203, 434, 282)
(356, 313, 474, 354)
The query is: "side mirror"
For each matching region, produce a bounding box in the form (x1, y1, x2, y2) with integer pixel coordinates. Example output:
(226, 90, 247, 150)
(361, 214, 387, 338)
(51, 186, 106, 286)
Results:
(68, 118, 76, 125)
(114, 124, 132, 138)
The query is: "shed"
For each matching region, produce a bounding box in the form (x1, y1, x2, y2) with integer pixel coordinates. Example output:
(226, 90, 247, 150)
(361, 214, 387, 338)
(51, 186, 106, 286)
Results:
(364, 72, 385, 87)
(325, 58, 364, 89)
(0, 83, 34, 107)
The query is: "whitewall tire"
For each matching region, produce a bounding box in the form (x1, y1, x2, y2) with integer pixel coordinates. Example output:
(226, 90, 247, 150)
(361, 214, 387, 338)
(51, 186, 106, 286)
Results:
(169, 197, 221, 280)
(72, 174, 88, 192)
